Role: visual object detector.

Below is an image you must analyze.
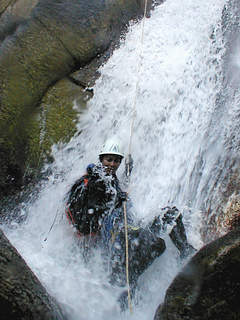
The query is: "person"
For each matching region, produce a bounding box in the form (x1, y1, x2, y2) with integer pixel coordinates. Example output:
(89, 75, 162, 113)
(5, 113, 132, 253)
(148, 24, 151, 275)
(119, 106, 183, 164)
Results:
(65, 138, 129, 239)
(65, 137, 195, 306)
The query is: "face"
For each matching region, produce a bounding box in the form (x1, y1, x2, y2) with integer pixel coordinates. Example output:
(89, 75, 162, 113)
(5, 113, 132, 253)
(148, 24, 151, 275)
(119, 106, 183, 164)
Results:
(101, 154, 122, 175)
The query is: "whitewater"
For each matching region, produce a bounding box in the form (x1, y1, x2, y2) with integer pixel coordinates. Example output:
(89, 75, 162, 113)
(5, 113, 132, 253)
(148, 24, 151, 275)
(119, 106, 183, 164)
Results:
(2, 0, 231, 319)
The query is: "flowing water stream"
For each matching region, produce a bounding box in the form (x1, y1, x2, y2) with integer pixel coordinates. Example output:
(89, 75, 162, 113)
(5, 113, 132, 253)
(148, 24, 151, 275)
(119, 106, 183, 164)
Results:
(3, 0, 239, 319)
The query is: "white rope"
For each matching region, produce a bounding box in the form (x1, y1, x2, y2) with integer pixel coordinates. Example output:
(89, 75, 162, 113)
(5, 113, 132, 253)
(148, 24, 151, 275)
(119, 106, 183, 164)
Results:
(128, 0, 148, 156)
(124, 0, 148, 313)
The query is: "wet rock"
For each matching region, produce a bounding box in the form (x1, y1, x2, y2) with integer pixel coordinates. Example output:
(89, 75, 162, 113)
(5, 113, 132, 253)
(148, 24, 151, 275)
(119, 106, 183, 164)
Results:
(0, 1, 15, 16)
(154, 228, 240, 320)
(31, 76, 92, 166)
(201, 164, 240, 243)
(200, 0, 240, 243)
(0, 229, 66, 320)
(0, 0, 38, 42)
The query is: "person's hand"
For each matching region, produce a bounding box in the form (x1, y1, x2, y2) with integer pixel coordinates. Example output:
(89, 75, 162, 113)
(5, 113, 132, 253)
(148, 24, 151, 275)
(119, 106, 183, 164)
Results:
(125, 154, 134, 177)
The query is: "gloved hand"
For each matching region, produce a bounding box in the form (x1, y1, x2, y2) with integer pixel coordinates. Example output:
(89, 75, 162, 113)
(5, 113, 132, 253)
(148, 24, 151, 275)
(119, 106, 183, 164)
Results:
(125, 154, 134, 177)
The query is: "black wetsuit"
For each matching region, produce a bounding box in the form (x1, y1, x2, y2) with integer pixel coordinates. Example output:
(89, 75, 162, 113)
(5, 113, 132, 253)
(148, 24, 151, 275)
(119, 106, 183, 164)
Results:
(66, 163, 127, 236)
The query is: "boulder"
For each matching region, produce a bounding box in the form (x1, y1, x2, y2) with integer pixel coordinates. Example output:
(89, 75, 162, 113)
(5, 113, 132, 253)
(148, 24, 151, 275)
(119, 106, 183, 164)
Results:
(154, 228, 240, 320)
(0, 229, 66, 320)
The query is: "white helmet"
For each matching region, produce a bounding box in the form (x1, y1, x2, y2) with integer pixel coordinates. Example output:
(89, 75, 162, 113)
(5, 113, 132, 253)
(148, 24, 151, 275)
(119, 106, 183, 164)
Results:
(99, 138, 124, 158)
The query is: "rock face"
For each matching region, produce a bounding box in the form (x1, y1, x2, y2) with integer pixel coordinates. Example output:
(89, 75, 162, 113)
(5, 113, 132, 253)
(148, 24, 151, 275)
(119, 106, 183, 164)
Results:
(0, 229, 65, 320)
(0, 0, 153, 197)
(154, 228, 240, 320)
(199, 0, 240, 244)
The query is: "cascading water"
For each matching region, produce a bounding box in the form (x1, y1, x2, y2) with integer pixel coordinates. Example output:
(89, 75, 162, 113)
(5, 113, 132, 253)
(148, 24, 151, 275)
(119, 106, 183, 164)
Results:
(2, 0, 236, 319)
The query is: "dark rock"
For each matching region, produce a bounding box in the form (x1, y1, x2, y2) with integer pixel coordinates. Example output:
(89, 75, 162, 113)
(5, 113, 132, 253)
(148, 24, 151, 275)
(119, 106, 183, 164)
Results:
(110, 227, 166, 289)
(0, 229, 66, 320)
(154, 228, 240, 320)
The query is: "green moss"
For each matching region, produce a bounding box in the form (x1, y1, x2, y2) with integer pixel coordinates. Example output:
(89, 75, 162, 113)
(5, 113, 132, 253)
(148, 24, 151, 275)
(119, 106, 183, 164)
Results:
(39, 77, 89, 158)
(17, 77, 91, 179)
(0, 76, 91, 194)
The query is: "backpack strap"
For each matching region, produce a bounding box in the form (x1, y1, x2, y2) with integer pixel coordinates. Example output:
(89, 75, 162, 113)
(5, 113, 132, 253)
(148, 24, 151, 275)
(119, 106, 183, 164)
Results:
(83, 178, 89, 187)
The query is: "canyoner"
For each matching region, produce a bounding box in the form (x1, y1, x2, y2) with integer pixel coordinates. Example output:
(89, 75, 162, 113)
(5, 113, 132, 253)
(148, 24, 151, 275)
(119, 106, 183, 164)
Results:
(65, 137, 196, 309)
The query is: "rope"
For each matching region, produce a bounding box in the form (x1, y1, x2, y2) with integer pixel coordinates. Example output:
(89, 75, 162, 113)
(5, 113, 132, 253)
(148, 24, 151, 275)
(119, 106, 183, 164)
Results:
(123, 0, 148, 313)
(43, 210, 59, 242)
(128, 0, 148, 156)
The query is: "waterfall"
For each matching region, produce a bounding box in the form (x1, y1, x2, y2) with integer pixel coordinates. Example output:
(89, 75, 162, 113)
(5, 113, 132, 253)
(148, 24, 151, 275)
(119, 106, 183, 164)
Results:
(2, 0, 234, 319)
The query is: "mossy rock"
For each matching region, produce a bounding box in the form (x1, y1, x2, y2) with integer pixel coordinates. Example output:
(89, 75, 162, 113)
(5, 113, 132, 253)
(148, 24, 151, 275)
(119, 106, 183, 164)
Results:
(0, 76, 91, 197)
(0, 1, 16, 16)
(38, 77, 92, 161)
(25, 76, 92, 174)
